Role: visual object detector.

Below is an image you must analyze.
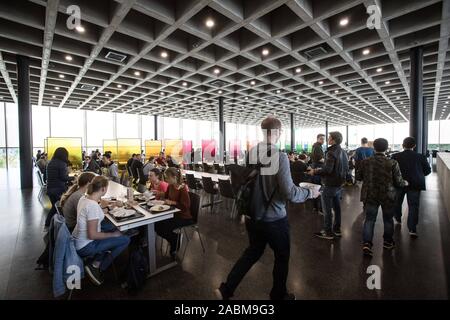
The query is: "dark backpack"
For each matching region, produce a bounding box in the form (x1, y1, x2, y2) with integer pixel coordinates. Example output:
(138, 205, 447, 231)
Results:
(123, 247, 148, 294)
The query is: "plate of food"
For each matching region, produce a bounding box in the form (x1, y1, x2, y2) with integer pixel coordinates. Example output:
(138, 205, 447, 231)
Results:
(150, 204, 171, 212)
(134, 194, 147, 202)
(110, 207, 137, 218)
(147, 199, 164, 206)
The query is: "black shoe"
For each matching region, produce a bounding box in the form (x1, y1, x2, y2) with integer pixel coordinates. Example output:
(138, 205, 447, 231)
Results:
(283, 292, 296, 300)
(383, 241, 395, 250)
(215, 283, 231, 300)
(314, 230, 334, 240)
(363, 242, 373, 257)
(84, 263, 104, 286)
(333, 229, 342, 237)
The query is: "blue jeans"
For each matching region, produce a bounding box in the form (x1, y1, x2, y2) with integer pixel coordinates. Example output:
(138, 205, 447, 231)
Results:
(362, 203, 394, 244)
(223, 217, 290, 300)
(321, 186, 342, 233)
(395, 188, 421, 232)
(77, 227, 130, 271)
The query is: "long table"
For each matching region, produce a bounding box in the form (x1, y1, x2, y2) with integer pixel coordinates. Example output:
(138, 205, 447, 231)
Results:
(102, 180, 180, 277)
(183, 170, 230, 182)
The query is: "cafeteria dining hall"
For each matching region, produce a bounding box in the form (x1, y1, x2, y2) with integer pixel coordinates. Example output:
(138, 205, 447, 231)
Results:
(0, 0, 450, 314)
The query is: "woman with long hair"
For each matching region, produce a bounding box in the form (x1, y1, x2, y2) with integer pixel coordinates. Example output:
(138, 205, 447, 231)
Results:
(45, 147, 71, 228)
(155, 167, 192, 259)
(60, 172, 96, 232)
(148, 168, 168, 199)
(73, 176, 130, 286)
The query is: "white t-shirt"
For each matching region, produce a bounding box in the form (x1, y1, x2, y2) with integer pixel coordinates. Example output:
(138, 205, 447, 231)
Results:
(72, 196, 104, 250)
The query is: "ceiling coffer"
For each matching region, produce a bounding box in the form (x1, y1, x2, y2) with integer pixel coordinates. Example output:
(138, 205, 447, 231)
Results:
(80, 84, 96, 90)
(303, 46, 327, 59)
(105, 51, 127, 63)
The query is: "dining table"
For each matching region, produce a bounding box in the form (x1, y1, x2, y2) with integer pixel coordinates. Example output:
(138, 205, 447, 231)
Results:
(102, 180, 181, 277)
(182, 169, 230, 182)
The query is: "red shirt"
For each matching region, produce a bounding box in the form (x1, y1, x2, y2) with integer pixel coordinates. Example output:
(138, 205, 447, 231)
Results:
(165, 184, 191, 220)
(150, 180, 169, 199)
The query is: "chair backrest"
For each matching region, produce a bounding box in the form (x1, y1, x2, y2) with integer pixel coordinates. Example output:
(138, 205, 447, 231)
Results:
(188, 191, 201, 224)
(120, 170, 130, 187)
(185, 173, 198, 190)
(224, 164, 231, 175)
(218, 178, 235, 199)
(201, 176, 216, 194)
(35, 170, 45, 187)
(187, 163, 194, 170)
(194, 163, 203, 172)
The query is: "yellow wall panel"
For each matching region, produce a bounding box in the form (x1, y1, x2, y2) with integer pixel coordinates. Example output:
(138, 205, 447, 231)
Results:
(145, 140, 162, 158)
(164, 139, 183, 162)
(47, 137, 83, 169)
(103, 139, 118, 161)
(117, 138, 141, 165)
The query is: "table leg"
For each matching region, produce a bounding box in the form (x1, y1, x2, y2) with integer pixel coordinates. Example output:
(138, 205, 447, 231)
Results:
(147, 222, 178, 277)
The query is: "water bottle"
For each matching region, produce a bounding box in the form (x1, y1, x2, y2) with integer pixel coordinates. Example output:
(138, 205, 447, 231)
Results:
(127, 187, 134, 201)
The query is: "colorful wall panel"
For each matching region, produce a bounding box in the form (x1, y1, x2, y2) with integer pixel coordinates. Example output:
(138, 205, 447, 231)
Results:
(103, 139, 118, 161)
(164, 139, 183, 162)
(145, 140, 162, 158)
(229, 140, 241, 158)
(117, 138, 141, 165)
(182, 140, 192, 163)
(47, 137, 83, 169)
(202, 139, 216, 162)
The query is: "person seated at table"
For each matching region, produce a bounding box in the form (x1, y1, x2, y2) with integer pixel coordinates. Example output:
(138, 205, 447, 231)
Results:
(73, 176, 130, 286)
(83, 156, 101, 174)
(148, 168, 168, 199)
(60, 172, 96, 232)
(46, 147, 73, 228)
(126, 154, 136, 177)
(155, 168, 192, 259)
(155, 152, 168, 167)
(166, 155, 179, 168)
(143, 156, 156, 178)
(36, 153, 48, 182)
(102, 153, 119, 183)
(290, 153, 309, 185)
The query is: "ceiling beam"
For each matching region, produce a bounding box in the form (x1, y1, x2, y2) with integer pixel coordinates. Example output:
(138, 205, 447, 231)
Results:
(0, 51, 18, 104)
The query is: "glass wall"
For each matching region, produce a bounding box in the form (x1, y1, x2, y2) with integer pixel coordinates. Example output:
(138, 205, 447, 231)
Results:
(141, 115, 155, 146)
(117, 113, 139, 139)
(86, 110, 114, 151)
(162, 117, 181, 140)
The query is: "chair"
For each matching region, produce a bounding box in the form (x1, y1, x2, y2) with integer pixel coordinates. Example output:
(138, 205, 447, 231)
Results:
(194, 163, 203, 172)
(187, 163, 194, 170)
(185, 173, 202, 193)
(217, 179, 237, 219)
(214, 163, 225, 174)
(174, 192, 205, 261)
(35, 169, 47, 203)
(201, 176, 222, 214)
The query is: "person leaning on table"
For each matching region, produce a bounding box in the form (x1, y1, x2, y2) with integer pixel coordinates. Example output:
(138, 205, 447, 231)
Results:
(72, 176, 130, 286)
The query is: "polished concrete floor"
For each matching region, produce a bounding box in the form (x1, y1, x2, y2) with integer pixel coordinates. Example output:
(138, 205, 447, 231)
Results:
(0, 168, 449, 300)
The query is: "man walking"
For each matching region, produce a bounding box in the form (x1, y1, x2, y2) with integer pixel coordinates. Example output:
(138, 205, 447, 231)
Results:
(309, 132, 349, 239)
(356, 138, 407, 256)
(216, 116, 320, 300)
(353, 137, 374, 176)
(392, 137, 431, 238)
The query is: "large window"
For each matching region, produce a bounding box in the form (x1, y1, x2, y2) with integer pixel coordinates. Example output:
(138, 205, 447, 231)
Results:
(162, 117, 180, 140)
(32, 106, 50, 149)
(141, 115, 155, 146)
(86, 110, 114, 149)
(0, 103, 5, 168)
(117, 113, 139, 138)
(51, 107, 84, 139)
(182, 119, 198, 148)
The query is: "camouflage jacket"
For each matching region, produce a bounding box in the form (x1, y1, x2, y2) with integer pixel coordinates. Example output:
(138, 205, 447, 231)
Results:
(356, 153, 406, 205)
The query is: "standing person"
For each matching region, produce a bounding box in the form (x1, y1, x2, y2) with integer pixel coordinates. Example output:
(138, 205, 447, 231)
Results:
(36, 150, 42, 161)
(36, 153, 49, 181)
(102, 153, 119, 183)
(216, 116, 320, 301)
(154, 168, 192, 259)
(73, 176, 130, 285)
(309, 131, 349, 239)
(60, 172, 96, 232)
(143, 156, 156, 179)
(392, 137, 431, 238)
(354, 137, 374, 175)
(126, 154, 136, 177)
(45, 147, 72, 228)
(311, 134, 325, 168)
(131, 154, 146, 192)
(356, 138, 408, 256)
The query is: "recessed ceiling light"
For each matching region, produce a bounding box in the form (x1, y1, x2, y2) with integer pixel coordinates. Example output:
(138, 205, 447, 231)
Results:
(205, 18, 215, 28)
(446, 101, 449, 104)
(346, 97, 350, 100)
(362, 49, 370, 55)
(376, 67, 383, 72)
(318, 81, 324, 85)
(182, 82, 187, 87)
(213, 68, 220, 75)
(55, 86, 60, 90)
(59, 74, 65, 79)
(134, 71, 141, 76)
(296, 97, 300, 100)
(160, 51, 168, 58)
(262, 48, 269, 56)
(396, 96, 400, 99)
(339, 18, 349, 26)
(295, 67, 302, 73)
(218, 90, 222, 94)
(392, 90, 396, 93)
(105, 93, 109, 97)
(116, 84, 122, 88)
(245, 97, 249, 100)
(194, 98, 198, 101)
(385, 81, 390, 85)
(250, 80, 256, 85)
(334, 90, 339, 94)
(75, 25, 85, 33)
(277, 90, 281, 93)
(52, 95, 56, 98)
(65, 55, 73, 61)
(160, 92, 165, 96)
(266, 102, 269, 105)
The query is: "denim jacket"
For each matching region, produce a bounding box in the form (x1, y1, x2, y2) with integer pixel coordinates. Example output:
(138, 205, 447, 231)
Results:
(52, 214, 84, 297)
